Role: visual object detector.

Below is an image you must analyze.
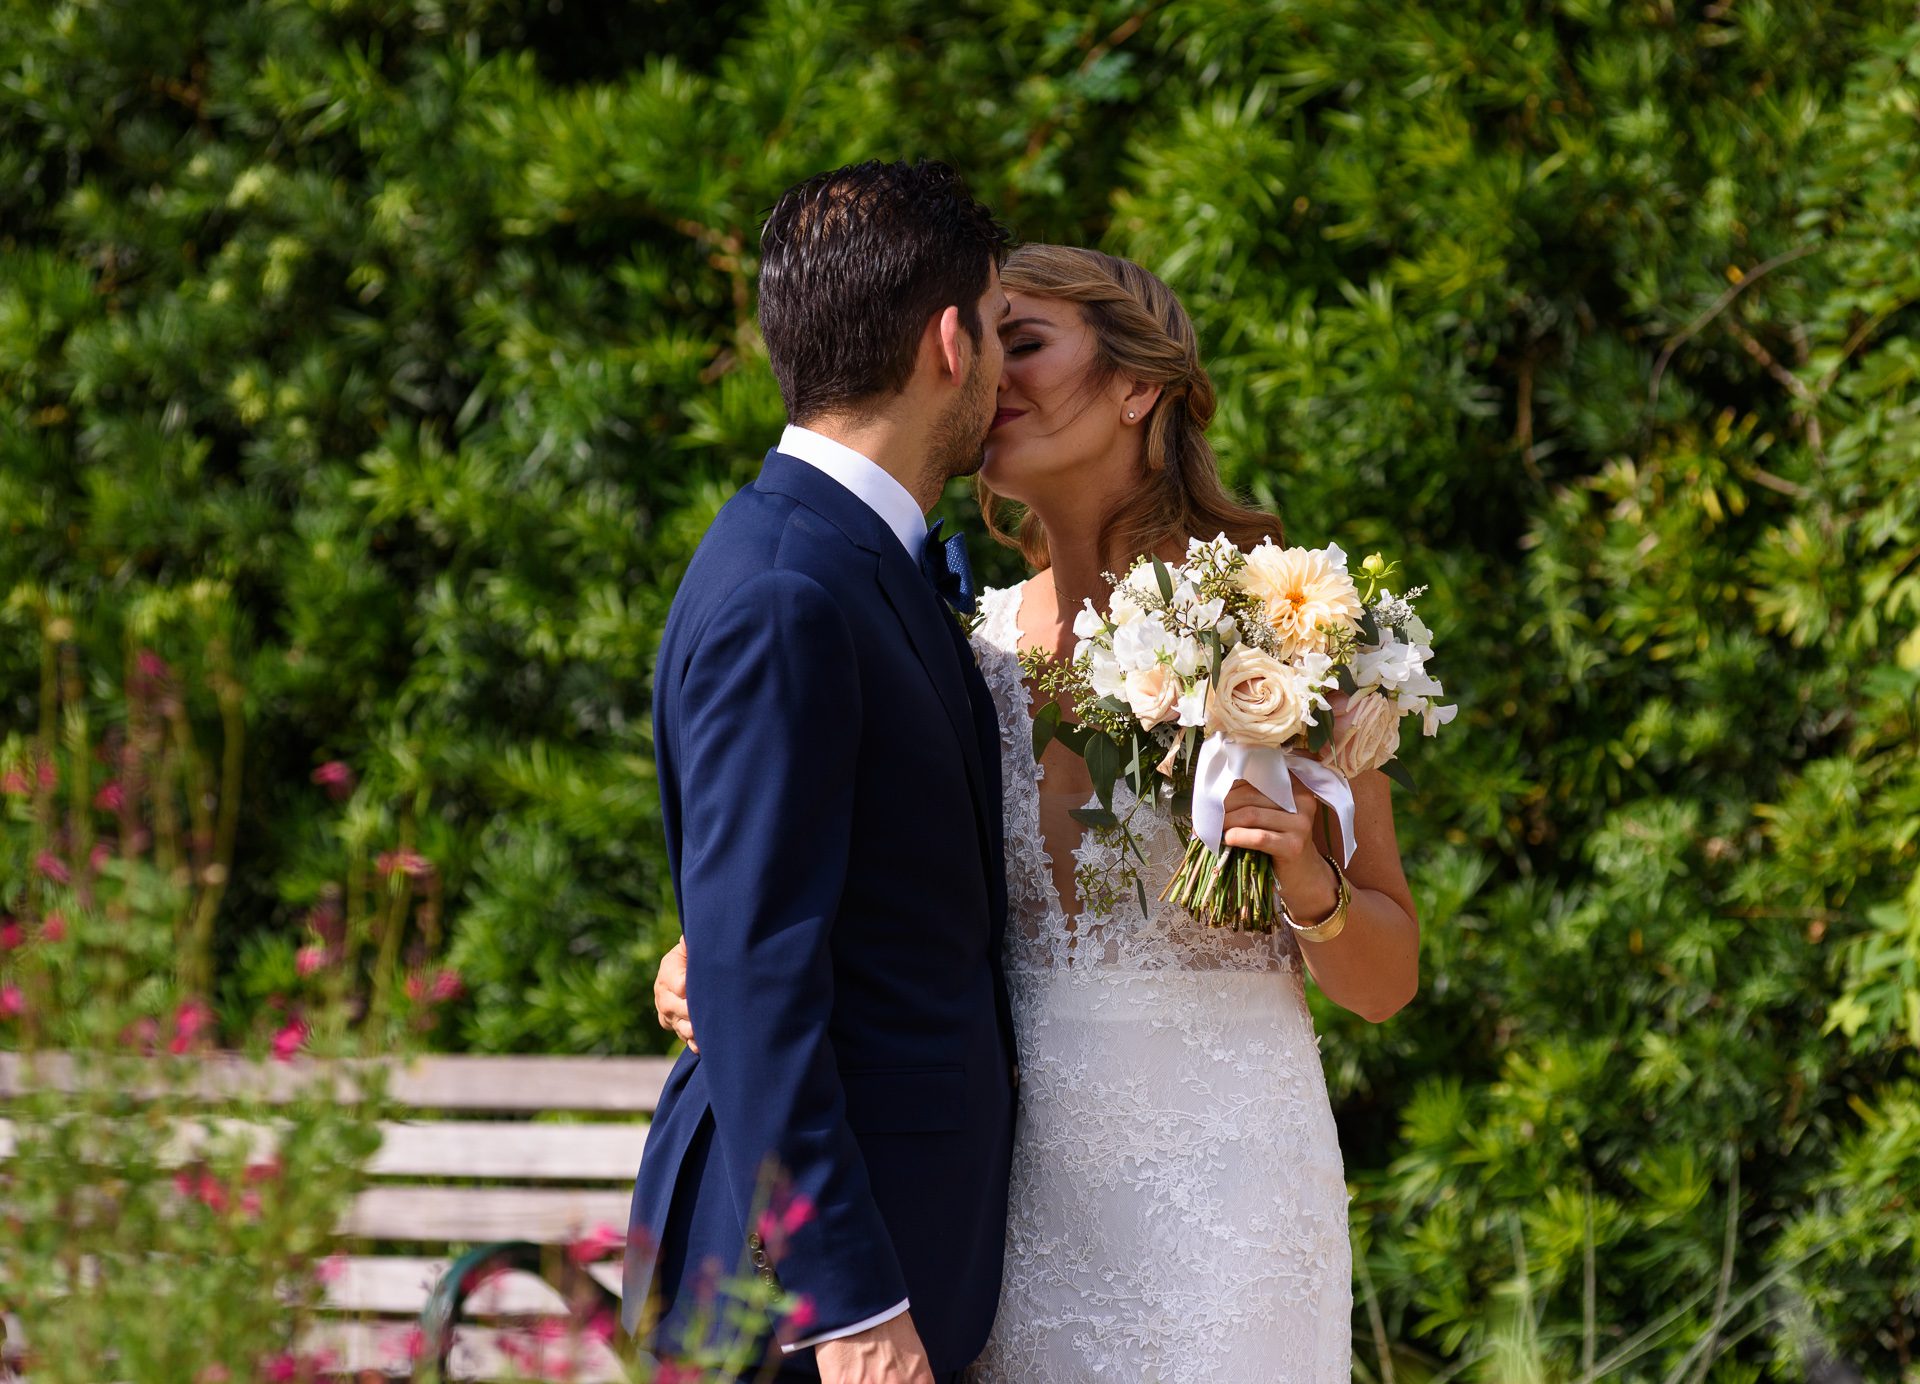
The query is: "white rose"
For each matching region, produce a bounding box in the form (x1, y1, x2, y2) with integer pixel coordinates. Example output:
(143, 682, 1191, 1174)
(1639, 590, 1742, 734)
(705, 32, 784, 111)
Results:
(1124, 662, 1183, 729)
(1328, 688, 1403, 777)
(1206, 645, 1311, 748)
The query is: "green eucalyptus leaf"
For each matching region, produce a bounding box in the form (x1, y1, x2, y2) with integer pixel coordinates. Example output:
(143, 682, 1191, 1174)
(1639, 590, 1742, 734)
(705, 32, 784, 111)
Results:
(1085, 731, 1121, 810)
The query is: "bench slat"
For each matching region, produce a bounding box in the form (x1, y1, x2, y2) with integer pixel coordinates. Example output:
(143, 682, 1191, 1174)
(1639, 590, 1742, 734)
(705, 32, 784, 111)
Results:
(324, 1255, 623, 1317)
(344, 1187, 632, 1243)
(0, 1052, 674, 1114)
(0, 1117, 647, 1183)
(372, 1121, 646, 1180)
(302, 1320, 626, 1382)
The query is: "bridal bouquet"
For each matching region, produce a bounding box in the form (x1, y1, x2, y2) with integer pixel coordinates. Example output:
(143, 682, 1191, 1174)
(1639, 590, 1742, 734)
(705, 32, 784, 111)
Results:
(1025, 535, 1454, 931)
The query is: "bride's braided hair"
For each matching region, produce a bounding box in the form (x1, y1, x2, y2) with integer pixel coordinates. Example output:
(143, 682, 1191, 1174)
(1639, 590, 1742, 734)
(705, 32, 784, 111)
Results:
(980, 244, 1282, 571)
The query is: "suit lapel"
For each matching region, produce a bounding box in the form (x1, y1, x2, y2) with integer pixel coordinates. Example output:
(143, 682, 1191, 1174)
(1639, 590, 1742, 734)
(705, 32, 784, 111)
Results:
(871, 546, 992, 817)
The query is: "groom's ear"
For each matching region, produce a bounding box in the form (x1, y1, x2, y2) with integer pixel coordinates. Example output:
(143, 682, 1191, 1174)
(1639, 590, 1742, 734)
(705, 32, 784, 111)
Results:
(928, 305, 970, 387)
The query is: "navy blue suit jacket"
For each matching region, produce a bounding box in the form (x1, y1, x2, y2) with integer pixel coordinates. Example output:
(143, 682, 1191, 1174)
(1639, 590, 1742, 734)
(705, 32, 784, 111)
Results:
(623, 450, 1017, 1376)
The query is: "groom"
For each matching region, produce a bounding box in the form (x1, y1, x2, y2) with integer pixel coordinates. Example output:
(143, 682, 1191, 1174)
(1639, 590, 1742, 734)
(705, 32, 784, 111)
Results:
(622, 161, 1019, 1383)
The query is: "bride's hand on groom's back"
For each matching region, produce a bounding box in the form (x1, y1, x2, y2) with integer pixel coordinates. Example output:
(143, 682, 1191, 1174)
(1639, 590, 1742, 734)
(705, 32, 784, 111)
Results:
(815, 1312, 938, 1384)
(653, 936, 696, 1052)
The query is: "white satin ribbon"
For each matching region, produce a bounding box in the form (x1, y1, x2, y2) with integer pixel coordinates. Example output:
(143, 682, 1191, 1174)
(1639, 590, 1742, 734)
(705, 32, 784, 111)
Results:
(1191, 732, 1357, 868)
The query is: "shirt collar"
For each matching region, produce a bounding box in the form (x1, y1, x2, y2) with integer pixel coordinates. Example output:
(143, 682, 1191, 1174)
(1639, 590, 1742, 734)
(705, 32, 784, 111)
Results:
(778, 424, 928, 559)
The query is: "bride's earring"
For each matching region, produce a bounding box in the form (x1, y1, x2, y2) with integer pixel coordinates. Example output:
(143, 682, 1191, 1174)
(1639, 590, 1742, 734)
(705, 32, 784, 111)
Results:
(1126, 410, 1136, 421)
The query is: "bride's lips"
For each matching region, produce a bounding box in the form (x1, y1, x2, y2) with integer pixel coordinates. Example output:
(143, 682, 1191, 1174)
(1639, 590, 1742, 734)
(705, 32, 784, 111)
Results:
(991, 408, 1026, 430)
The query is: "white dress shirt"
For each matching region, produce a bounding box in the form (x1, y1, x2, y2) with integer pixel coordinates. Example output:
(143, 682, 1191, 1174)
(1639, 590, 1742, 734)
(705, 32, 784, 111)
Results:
(778, 424, 928, 559)
(771, 423, 918, 1351)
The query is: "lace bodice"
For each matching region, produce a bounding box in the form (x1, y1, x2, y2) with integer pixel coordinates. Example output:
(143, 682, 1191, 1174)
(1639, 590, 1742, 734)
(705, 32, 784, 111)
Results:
(968, 584, 1302, 975)
(965, 582, 1352, 1383)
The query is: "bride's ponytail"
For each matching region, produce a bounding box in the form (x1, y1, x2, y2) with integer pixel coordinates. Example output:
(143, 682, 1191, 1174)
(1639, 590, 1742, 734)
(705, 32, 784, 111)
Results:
(980, 245, 1281, 572)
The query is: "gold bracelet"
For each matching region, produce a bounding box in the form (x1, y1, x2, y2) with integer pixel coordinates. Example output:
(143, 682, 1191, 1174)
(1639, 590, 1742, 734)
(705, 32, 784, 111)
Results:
(1281, 851, 1351, 943)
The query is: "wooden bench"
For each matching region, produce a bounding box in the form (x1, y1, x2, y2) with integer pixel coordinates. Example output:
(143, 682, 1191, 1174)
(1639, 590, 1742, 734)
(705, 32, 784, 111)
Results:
(1, 1052, 673, 1381)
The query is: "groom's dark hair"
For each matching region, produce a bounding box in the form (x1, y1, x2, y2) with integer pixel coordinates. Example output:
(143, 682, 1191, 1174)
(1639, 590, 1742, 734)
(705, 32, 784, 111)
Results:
(759, 160, 1011, 425)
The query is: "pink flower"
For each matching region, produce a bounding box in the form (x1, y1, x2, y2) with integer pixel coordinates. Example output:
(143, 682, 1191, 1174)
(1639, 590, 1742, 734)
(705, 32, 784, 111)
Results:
(0, 985, 23, 1019)
(384, 1327, 428, 1364)
(271, 1018, 307, 1062)
(0, 921, 23, 950)
(123, 1015, 160, 1051)
(310, 761, 354, 801)
(784, 1295, 817, 1336)
(0, 768, 28, 796)
(258, 1353, 297, 1383)
(196, 1365, 231, 1383)
(294, 945, 327, 977)
(136, 650, 171, 682)
(316, 1254, 347, 1285)
(170, 998, 213, 1054)
(245, 1157, 283, 1184)
(430, 968, 463, 1002)
(239, 1190, 263, 1218)
(34, 851, 70, 884)
(567, 1222, 627, 1266)
(755, 1189, 816, 1262)
(88, 840, 113, 874)
(583, 1311, 616, 1345)
(93, 781, 125, 812)
(35, 758, 56, 790)
(375, 849, 432, 879)
(39, 913, 65, 943)
(176, 1168, 227, 1213)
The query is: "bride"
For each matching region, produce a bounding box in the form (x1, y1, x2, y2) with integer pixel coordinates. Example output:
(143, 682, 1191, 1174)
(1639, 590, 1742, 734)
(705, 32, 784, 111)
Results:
(657, 244, 1420, 1382)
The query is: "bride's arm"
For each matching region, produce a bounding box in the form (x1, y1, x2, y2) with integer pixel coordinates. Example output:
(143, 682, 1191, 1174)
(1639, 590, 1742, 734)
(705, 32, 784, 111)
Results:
(1220, 771, 1419, 1022)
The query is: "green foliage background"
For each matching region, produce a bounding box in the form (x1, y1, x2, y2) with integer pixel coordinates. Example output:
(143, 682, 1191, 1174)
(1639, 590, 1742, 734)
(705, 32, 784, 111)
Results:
(3, 0, 1917, 1374)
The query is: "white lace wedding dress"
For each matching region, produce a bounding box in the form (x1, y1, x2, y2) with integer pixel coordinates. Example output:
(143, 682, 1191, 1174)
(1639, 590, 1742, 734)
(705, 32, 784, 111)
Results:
(966, 583, 1352, 1383)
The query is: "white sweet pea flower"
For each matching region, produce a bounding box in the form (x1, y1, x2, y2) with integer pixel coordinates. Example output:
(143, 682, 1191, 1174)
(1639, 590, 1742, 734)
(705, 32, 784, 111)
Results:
(1171, 636, 1204, 678)
(1111, 616, 1173, 672)
(1176, 685, 1209, 728)
(1420, 700, 1459, 736)
(1088, 649, 1125, 700)
(1215, 616, 1241, 646)
(1072, 601, 1105, 640)
(1404, 611, 1433, 645)
(1319, 541, 1349, 570)
(1352, 631, 1431, 692)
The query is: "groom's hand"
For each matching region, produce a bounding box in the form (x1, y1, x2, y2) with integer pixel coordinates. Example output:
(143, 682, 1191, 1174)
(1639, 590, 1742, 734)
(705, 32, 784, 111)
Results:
(652, 936, 696, 1052)
(814, 1312, 937, 1384)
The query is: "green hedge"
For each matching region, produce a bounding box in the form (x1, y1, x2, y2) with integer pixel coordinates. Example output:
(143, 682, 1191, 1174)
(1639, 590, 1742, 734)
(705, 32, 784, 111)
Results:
(3, 0, 1917, 1374)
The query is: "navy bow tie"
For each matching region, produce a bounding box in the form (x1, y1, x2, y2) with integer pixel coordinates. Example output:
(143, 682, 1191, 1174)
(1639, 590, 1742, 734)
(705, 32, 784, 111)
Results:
(920, 519, 977, 617)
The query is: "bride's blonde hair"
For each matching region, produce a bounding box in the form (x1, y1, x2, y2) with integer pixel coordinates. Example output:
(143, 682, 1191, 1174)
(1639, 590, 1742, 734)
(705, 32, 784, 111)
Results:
(978, 244, 1282, 571)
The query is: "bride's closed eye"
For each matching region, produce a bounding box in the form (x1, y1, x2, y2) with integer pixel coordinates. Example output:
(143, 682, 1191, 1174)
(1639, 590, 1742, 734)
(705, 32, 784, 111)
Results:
(1008, 340, 1043, 356)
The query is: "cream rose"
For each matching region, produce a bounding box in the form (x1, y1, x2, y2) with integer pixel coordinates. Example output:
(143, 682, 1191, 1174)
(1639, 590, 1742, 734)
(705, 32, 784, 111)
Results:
(1239, 544, 1364, 657)
(1124, 662, 1183, 729)
(1328, 687, 1403, 777)
(1206, 646, 1311, 748)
